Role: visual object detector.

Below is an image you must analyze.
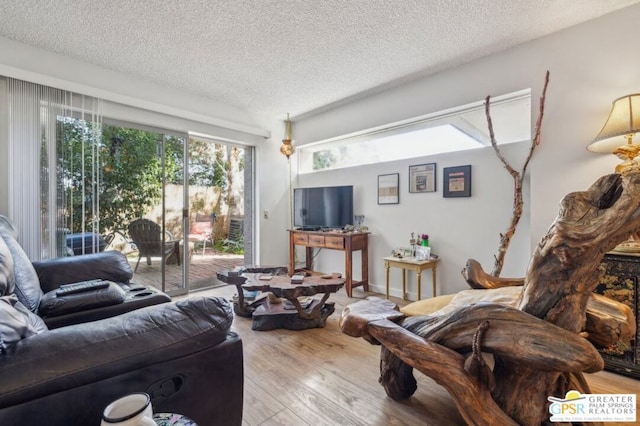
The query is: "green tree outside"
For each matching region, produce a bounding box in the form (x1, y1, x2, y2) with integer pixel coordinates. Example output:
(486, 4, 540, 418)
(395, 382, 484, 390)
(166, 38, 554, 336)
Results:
(55, 119, 243, 254)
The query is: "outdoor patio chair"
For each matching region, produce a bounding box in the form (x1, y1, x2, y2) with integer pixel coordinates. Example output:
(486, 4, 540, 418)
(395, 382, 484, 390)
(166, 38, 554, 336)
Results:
(223, 216, 244, 251)
(127, 218, 177, 272)
(188, 213, 216, 255)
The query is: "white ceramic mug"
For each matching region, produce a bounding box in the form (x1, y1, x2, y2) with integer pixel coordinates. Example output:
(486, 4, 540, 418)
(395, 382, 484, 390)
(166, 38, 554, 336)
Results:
(101, 392, 155, 426)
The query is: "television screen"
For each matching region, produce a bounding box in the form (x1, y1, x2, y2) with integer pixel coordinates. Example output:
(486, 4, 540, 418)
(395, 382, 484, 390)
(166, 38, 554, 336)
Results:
(293, 185, 354, 230)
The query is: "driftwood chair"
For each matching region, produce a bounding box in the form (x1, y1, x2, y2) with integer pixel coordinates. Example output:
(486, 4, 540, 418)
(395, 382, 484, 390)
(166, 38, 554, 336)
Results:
(128, 218, 177, 272)
(341, 173, 639, 425)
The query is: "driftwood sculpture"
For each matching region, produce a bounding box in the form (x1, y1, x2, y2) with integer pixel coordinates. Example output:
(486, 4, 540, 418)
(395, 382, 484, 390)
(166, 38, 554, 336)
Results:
(341, 172, 639, 425)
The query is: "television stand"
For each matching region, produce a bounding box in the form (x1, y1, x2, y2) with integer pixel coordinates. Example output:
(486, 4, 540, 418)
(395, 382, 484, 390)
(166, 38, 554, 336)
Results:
(288, 229, 369, 297)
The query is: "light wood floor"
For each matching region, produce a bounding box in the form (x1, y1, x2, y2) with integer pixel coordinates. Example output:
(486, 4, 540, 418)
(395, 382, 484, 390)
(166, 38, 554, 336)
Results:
(186, 286, 639, 426)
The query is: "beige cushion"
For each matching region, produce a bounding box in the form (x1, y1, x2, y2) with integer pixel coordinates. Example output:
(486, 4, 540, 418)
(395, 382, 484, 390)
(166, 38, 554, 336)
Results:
(400, 293, 456, 316)
(401, 287, 523, 317)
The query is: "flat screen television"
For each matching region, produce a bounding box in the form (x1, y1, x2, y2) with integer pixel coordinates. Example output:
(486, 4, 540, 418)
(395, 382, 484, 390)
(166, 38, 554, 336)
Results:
(293, 185, 354, 230)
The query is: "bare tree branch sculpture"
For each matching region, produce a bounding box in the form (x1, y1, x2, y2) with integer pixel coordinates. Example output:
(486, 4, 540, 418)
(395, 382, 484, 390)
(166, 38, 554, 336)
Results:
(487, 71, 550, 276)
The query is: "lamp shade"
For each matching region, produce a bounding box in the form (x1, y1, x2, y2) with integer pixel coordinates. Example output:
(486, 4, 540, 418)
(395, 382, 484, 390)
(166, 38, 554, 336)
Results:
(588, 94, 640, 153)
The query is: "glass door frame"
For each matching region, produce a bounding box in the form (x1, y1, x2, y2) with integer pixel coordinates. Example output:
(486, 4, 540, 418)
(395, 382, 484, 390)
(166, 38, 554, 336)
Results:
(104, 118, 190, 297)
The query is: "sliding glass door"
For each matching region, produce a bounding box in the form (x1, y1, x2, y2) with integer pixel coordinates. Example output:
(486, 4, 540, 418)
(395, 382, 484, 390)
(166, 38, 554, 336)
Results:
(51, 115, 189, 295)
(7, 78, 249, 295)
(186, 136, 247, 291)
(97, 122, 188, 296)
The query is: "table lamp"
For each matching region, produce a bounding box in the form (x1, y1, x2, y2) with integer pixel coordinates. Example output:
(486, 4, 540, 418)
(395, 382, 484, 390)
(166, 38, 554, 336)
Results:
(590, 94, 640, 251)
(588, 94, 640, 173)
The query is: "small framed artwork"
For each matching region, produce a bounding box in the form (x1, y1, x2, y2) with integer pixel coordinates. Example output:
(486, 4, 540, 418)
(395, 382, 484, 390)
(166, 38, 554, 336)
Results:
(409, 163, 436, 193)
(378, 173, 400, 204)
(443, 165, 472, 198)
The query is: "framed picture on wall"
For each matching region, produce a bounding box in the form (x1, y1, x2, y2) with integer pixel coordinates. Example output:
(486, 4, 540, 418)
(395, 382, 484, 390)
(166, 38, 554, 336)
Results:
(443, 165, 472, 197)
(409, 163, 436, 193)
(378, 173, 399, 204)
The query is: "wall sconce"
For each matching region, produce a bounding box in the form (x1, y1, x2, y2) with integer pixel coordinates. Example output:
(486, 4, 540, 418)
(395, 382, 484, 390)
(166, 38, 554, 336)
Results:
(280, 113, 295, 229)
(280, 113, 295, 159)
(588, 94, 640, 173)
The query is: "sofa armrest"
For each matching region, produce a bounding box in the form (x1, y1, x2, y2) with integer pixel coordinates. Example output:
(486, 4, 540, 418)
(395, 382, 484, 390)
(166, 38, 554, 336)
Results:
(0, 296, 233, 408)
(32, 251, 133, 292)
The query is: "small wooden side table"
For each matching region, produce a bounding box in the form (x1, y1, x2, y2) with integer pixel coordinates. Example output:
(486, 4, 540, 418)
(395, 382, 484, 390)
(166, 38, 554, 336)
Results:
(384, 256, 439, 300)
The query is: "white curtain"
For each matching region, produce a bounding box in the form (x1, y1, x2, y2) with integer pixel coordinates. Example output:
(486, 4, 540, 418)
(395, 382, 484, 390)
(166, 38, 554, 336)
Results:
(7, 78, 102, 260)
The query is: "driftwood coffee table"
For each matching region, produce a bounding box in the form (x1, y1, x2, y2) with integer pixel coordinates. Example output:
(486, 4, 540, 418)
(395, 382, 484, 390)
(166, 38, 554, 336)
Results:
(217, 267, 288, 317)
(242, 273, 344, 331)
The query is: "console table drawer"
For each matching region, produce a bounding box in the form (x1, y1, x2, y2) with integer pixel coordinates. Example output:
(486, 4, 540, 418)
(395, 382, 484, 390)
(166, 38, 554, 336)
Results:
(288, 229, 370, 298)
(325, 236, 345, 249)
(292, 233, 308, 245)
(308, 235, 326, 247)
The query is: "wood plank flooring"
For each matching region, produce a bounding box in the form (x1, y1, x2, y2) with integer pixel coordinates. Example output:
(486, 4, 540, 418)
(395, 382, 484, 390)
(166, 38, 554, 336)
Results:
(183, 286, 639, 426)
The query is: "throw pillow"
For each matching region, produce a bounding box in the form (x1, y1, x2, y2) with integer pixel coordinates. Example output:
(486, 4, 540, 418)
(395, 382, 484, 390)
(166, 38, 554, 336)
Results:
(401, 287, 523, 317)
(0, 234, 15, 296)
(0, 214, 19, 239)
(0, 295, 47, 355)
(39, 282, 126, 317)
(400, 293, 456, 316)
(0, 227, 42, 312)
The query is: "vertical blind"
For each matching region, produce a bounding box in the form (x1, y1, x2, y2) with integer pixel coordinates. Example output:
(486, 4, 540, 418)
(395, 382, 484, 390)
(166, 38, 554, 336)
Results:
(7, 78, 102, 260)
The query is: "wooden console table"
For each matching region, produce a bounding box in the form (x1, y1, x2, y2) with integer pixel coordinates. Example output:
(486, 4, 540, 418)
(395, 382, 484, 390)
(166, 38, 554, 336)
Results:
(384, 256, 439, 300)
(288, 230, 369, 297)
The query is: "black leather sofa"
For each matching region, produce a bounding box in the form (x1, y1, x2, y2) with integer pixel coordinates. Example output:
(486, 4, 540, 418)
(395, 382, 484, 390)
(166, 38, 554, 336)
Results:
(0, 220, 244, 425)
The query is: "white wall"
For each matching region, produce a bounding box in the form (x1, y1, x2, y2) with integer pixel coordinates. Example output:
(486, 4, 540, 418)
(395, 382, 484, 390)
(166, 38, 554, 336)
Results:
(261, 4, 640, 296)
(289, 142, 530, 298)
(252, 117, 294, 267)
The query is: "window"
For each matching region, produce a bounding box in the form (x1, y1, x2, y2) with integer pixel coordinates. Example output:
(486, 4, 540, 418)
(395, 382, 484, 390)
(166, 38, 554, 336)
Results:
(298, 89, 531, 173)
(6, 78, 253, 277)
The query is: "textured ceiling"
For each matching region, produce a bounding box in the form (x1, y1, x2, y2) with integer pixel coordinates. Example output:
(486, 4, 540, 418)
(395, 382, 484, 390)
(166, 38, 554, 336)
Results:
(0, 0, 638, 119)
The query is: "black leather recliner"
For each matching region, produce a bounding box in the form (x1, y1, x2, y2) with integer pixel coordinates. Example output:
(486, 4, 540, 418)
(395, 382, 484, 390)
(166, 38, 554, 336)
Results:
(0, 220, 244, 425)
(0, 297, 244, 425)
(32, 250, 172, 328)
(0, 214, 171, 328)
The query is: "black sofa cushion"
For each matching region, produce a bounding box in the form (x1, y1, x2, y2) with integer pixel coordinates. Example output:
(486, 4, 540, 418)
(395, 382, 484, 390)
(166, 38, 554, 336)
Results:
(0, 296, 244, 426)
(38, 282, 127, 317)
(33, 251, 134, 293)
(41, 284, 171, 329)
(0, 296, 233, 406)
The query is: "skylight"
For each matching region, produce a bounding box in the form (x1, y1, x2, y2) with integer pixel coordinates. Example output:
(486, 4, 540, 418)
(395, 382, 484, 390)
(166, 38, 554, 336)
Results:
(297, 90, 531, 173)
